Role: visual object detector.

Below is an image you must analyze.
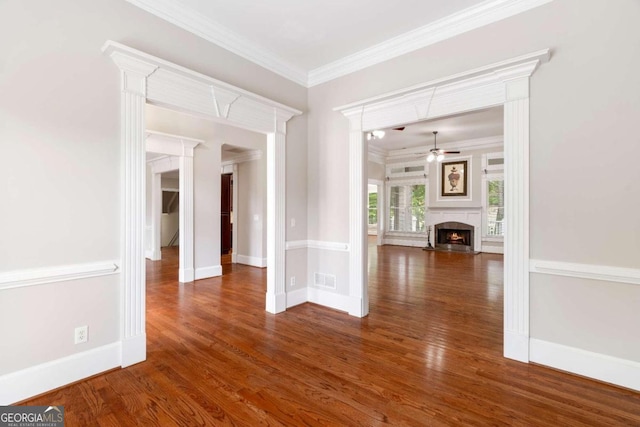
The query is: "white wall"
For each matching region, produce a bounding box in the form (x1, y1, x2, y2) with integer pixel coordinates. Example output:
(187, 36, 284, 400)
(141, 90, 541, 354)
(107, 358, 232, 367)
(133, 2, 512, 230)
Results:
(306, 0, 640, 367)
(161, 213, 179, 247)
(0, 0, 306, 393)
(236, 159, 267, 267)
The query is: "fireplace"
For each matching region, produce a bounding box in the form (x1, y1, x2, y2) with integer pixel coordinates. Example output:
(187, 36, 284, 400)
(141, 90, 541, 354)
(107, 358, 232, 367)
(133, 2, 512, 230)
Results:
(434, 221, 476, 253)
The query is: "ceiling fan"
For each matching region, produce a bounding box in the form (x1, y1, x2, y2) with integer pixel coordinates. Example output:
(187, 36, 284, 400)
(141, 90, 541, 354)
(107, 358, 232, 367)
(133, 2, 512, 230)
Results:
(425, 131, 459, 162)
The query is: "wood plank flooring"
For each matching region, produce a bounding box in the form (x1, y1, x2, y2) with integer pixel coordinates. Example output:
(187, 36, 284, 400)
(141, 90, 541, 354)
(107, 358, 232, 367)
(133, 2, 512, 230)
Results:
(24, 245, 640, 425)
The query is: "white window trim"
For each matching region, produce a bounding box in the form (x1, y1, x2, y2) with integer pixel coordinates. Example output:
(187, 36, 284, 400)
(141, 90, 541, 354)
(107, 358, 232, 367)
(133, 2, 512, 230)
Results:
(481, 171, 504, 240)
(386, 178, 428, 234)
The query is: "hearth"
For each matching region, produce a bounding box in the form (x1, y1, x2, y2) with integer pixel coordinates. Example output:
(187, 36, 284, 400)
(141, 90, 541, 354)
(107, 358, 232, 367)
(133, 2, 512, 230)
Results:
(434, 221, 476, 253)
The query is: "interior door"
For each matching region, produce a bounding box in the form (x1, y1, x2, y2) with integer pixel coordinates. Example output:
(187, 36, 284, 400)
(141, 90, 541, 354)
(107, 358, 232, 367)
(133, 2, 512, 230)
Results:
(221, 173, 232, 254)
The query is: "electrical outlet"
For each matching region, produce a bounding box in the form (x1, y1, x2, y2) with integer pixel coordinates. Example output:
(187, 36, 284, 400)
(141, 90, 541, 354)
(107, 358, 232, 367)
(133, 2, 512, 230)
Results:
(74, 326, 88, 344)
(290, 276, 296, 287)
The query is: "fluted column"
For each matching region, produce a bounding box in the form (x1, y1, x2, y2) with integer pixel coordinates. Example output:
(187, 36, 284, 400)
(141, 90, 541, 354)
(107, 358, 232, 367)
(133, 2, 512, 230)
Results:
(346, 108, 369, 317)
(179, 154, 195, 282)
(109, 53, 158, 367)
(503, 75, 531, 362)
(265, 115, 287, 313)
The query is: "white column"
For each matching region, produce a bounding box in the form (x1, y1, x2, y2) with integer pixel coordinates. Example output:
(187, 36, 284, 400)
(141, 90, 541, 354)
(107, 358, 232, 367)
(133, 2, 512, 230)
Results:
(232, 163, 239, 264)
(109, 53, 158, 367)
(347, 109, 369, 317)
(265, 115, 287, 313)
(179, 154, 195, 282)
(150, 173, 162, 261)
(503, 76, 531, 362)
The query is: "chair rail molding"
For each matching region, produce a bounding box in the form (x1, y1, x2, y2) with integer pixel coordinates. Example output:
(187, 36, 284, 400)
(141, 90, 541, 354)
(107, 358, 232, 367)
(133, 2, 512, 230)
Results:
(0, 261, 119, 291)
(103, 40, 301, 369)
(336, 49, 550, 362)
(530, 259, 640, 286)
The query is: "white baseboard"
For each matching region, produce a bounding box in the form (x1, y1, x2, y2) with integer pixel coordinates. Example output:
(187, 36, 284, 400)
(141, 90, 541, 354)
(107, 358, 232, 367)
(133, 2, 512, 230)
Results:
(307, 287, 351, 313)
(237, 255, 267, 268)
(286, 287, 308, 308)
(0, 342, 121, 405)
(195, 265, 222, 280)
(530, 338, 640, 392)
(481, 245, 504, 254)
(178, 268, 194, 283)
(504, 331, 529, 363)
(145, 250, 161, 261)
(382, 238, 426, 248)
(121, 334, 146, 368)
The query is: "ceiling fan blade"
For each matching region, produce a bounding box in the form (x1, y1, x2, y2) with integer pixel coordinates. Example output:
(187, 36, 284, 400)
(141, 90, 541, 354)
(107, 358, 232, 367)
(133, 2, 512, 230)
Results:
(393, 126, 406, 131)
(443, 151, 460, 154)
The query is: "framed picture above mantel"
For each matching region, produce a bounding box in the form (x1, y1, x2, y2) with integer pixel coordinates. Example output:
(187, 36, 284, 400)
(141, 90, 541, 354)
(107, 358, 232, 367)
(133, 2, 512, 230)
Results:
(441, 160, 468, 197)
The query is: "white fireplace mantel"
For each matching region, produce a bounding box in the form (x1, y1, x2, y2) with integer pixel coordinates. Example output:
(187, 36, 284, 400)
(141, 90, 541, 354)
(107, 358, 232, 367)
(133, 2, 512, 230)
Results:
(427, 207, 482, 251)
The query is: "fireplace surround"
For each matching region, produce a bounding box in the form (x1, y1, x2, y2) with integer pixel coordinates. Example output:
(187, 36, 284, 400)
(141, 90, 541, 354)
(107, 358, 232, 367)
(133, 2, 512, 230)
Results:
(435, 221, 476, 253)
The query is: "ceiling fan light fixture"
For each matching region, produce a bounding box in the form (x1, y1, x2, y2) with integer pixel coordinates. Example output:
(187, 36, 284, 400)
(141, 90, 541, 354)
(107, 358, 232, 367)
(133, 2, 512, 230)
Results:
(367, 130, 385, 140)
(436, 153, 445, 162)
(427, 153, 435, 162)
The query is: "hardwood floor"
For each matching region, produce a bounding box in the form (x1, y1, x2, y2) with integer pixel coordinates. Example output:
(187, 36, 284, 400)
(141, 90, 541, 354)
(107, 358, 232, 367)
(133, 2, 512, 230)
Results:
(24, 245, 640, 425)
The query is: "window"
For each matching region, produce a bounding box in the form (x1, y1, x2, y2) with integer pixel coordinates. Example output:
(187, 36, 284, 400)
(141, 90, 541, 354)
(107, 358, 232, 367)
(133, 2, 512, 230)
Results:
(486, 179, 504, 236)
(368, 190, 378, 225)
(388, 183, 426, 232)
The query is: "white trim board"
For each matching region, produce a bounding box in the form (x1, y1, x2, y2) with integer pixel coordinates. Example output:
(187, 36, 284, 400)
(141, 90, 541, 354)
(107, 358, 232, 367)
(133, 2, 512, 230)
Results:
(125, 0, 553, 87)
(530, 259, 640, 286)
(285, 240, 350, 252)
(307, 287, 352, 313)
(286, 287, 308, 309)
(195, 265, 222, 280)
(0, 342, 121, 405)
(236, 255, 267, 268)
(530, 339, 640, 392)
(0, 261, 119, 291)
(336, 49, 550, 356)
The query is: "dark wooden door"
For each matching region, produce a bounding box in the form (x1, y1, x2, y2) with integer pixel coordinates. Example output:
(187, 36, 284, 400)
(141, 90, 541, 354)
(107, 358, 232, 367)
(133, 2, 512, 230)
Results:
(221, 173, 233, 254)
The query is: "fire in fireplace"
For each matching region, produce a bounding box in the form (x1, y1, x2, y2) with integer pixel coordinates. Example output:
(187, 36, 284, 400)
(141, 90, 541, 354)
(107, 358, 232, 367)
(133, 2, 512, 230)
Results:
(434, 222, 475, 253)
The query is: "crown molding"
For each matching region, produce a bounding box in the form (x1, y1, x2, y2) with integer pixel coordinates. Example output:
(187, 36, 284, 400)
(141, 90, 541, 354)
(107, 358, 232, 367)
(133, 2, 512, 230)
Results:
(221, 150, 262, 167)
(368, 145, 387, 164)
(308, 0, 554, 86)
(126, 0, 553, 88)
(385, 135, 503, 161)
(124, 0, 308, 86)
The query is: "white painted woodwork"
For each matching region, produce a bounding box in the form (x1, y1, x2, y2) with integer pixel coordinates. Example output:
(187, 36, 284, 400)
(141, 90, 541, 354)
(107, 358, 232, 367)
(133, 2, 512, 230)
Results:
(107, 50, 158, 368)
(336, 49, 550, 362)
(103, 41, 301, 367)
(149, 173, 162, 261)
(530, 260, 640, 286)
(344, 109, 369, 318)
(530, 338, 640, 392)
(0, 261, 119, 291)
(125, 0, 553, 87)
(178, 155, 195, 282)
(146, 131, 202, 282)
(266, 119, 287, 313)
(285, 240, 350, 251)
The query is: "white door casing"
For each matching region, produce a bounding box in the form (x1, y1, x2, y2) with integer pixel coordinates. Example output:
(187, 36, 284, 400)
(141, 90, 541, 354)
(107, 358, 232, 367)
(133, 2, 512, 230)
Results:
(103, 41, 301, 367)
(146, 131, 202, 282)
(336, 49, 550, 362)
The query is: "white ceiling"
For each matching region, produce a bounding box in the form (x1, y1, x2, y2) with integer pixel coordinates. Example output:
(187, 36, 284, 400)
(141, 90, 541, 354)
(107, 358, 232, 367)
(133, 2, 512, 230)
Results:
(369, 106, 504, 153)
(173, 0, 483, 70)
(126, 0, 552, 86)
